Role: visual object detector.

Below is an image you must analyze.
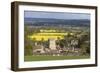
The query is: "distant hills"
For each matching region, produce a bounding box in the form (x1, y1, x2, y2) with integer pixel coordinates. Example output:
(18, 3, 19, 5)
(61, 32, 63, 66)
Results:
(24, 18, 90, 27)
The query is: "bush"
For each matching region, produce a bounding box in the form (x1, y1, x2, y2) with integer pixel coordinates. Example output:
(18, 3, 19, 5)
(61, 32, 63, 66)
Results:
(24, 44, 33, 56)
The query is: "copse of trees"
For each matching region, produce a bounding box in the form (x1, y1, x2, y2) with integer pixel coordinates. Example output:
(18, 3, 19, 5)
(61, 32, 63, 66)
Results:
(24, 26, 35, 55)
(56, 31, 90, 55)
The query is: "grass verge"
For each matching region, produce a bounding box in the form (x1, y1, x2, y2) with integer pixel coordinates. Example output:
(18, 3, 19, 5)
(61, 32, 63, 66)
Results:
(24, 55, 90, 61)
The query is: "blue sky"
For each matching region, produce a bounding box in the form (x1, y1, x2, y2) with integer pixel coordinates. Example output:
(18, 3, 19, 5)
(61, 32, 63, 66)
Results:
(24, 11, 90, 20)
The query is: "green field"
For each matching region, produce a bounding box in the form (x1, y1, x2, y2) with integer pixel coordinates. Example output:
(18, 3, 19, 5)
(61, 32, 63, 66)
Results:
(24, 55, 90, 61)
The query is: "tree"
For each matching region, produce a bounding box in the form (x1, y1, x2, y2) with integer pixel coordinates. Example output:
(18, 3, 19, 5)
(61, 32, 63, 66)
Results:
(24, 26, 34, 56)
(77, 32, 90, 55)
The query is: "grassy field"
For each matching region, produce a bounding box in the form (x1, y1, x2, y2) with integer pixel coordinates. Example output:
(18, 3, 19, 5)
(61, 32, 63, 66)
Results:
(24, 55, 90, 61)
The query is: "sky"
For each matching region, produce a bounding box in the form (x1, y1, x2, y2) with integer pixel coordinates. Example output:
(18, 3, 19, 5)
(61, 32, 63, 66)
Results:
(24, 11, 90, 20)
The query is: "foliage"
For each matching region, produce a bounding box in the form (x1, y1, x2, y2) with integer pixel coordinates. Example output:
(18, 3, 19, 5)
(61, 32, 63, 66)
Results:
(24, 25, 90, 56)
